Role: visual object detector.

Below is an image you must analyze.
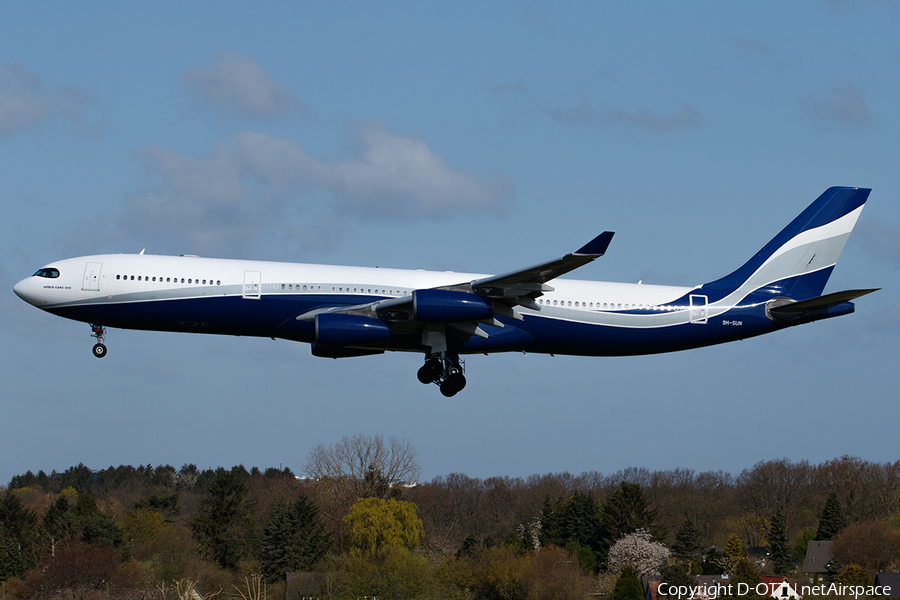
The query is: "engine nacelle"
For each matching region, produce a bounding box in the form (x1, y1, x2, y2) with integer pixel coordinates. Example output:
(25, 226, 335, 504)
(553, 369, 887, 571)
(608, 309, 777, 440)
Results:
(413, 289, 493, 323)
(311, 344, 384, 358)
(315, 313, 392, 346)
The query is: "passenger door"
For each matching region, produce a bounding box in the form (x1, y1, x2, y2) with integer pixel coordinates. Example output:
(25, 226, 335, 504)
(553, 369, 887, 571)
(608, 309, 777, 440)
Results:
(82, 262, 102, 291)
(243, 270, 261, 299)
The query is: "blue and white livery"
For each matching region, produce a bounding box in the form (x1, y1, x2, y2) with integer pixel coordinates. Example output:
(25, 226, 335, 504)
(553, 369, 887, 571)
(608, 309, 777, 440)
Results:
(14, 187, 877, 396)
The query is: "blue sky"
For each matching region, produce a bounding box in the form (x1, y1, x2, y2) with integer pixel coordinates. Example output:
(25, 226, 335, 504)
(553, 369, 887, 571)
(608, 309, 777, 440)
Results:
(2, 2, 899, 488)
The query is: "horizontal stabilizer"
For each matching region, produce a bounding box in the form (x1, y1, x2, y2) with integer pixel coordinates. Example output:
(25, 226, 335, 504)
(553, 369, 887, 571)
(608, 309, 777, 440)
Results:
(768, 288, 879, 318)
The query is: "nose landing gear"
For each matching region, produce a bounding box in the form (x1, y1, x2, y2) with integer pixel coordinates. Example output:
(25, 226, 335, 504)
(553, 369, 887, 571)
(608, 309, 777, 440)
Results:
(90, 324, 108, 358)
(417, 352, 466, 397)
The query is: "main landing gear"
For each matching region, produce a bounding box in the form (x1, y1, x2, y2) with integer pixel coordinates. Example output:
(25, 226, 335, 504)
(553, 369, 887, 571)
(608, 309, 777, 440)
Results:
(417, 352, 466, 397)
(90, 324, 108, 358)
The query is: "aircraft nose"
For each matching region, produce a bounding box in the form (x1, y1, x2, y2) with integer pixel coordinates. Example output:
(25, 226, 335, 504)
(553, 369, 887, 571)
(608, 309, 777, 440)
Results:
(14, 277, 34, 304)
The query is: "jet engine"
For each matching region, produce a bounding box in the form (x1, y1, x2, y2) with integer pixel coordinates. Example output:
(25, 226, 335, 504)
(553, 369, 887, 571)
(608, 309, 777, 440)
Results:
(315, 313, 392, 346)
(413, 289, 493, 323)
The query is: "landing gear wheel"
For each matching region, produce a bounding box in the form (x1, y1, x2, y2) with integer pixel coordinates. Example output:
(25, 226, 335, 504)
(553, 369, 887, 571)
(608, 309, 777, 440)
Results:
(440, 370, 466, 397)
(417, 358, 442, 384)
(440, 379, 458, 397)
(447, 371, 466, 392)
(419, 350, 466, 396)
(90, 324, 108, 358)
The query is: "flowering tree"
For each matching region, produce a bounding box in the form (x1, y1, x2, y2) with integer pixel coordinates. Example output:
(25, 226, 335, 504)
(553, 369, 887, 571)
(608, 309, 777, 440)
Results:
(607, 528, 670, 578)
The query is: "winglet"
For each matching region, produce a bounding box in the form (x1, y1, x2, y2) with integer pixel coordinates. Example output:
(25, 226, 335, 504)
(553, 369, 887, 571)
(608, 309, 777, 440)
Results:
(575, 231, 615, 256)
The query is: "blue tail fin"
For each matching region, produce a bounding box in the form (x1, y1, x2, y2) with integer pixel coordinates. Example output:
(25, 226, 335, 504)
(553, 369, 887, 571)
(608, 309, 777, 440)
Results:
(705, 187, 870, 300)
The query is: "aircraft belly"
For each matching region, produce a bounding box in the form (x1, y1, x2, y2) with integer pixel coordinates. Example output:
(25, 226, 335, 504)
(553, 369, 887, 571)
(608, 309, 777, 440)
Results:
(49, 295, 333, 338)
(516, 310, 776, 357)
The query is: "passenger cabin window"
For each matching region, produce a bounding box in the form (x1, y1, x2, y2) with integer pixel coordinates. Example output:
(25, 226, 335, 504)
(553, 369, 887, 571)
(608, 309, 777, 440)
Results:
(34, 268, 60, 278)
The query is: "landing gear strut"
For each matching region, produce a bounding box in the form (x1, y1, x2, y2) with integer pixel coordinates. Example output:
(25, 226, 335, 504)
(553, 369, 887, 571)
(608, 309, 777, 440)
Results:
(417, 352, 466, 397)
(90, 324, 107, 358)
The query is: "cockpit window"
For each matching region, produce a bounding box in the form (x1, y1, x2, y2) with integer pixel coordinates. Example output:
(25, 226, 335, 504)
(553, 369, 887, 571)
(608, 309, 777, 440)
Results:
(33, 268, 60, 278)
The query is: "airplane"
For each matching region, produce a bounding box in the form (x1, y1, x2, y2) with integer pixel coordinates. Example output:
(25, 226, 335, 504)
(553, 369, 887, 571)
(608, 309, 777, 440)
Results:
(14, 186, 877, 397)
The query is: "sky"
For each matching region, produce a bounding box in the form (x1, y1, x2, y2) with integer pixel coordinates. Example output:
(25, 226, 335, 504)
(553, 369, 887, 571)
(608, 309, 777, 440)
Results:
(2, 2, 899, 488)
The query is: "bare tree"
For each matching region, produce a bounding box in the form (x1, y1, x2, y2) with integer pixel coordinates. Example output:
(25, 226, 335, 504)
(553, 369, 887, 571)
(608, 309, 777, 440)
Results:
(736, 458, 814, 532)
(304, 433, 421, 531)
(816, 456, 900, 522)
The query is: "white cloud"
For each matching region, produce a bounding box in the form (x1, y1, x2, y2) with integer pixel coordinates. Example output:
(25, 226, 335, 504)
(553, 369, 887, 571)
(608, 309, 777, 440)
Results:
(236, 121, 512, 217)
(0, 62, 100, 138)
(545, 96, 599, 127)
(604, 105, 700, 131)
(856, 219, 900, 269)
(73, 122, 512, 257)
(798, 83, 872, 128)
(179, 51, 308, 121)
(487, 80, 699, 132)
(0, 63, 53, 137)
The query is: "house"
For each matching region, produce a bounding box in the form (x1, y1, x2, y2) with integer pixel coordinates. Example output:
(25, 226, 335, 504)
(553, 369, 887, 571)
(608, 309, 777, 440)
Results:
(874, 573, 900, 598)
(803, 541, 832, 576)
(759, 576, 802, 599)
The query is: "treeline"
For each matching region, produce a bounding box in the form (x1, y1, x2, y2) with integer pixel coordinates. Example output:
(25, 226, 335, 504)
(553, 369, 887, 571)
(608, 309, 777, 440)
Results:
(7, 463, 297, 497)
(1, 453, 899, 599)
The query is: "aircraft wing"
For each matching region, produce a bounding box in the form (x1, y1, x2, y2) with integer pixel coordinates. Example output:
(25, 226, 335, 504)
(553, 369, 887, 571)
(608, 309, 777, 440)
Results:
(297, 231, 614, 321)
(465, 231, 615, 306)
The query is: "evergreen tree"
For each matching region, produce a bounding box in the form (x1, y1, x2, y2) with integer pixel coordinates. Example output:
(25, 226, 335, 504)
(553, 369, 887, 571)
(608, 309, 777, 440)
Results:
(792, 527, 816, 565)
(43, 495, 80, 544)
(672, 516, 702, 560)
(74, 494, 122, 546)
(723, 534, 746, 560)
(191, 468, 255, 570)
(41, 493, 121, 548)
(0, 492, 43, 580)
(59, 463, 95, 495)
(538, 495, 560, 547)
(457, 534, 484, 558)
(701, 546, 725, 575)
(767, 510, 790, 575)
(611, 566, 644, 600)
(133, 492, 180, 521)
(600, 482, 660, 562)
(260, 494, 331, 582)
(537, 491, 603, 572)
(561, 491, 603, 552)
(718, 534, 748, 573)
(815, 492, 848, 541)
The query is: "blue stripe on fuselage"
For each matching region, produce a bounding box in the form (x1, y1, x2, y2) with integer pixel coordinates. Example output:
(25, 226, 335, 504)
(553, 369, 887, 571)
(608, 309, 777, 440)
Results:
(46, 289, 842, 358)
(48, 294, 377, 340)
